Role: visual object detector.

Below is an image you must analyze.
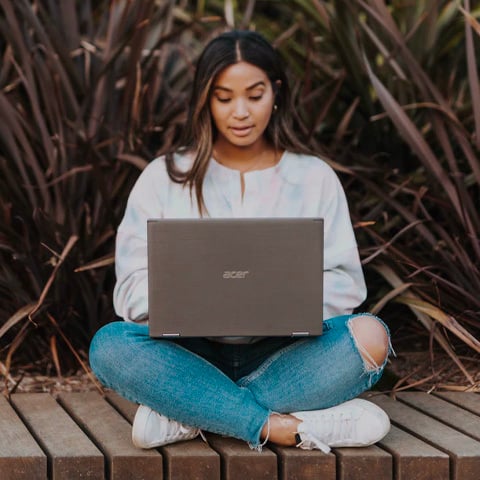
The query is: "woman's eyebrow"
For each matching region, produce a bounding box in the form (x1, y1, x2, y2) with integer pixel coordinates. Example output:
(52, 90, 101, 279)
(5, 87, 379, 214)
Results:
(246, 81, 266, 91)
(212, 81, 266, 93)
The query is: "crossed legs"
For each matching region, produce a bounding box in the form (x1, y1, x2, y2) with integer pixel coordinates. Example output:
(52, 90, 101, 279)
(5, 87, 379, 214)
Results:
(89, 313, 390, 448)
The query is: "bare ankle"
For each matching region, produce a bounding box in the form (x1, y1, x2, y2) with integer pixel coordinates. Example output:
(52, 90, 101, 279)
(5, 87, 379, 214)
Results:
(260, 413, 301, 446)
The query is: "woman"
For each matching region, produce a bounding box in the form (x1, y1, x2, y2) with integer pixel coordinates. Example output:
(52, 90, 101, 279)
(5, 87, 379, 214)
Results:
(89, 30, 392, 453)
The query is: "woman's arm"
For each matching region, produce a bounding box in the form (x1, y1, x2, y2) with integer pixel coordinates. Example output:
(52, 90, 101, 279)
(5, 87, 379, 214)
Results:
(319, 166, 367, 319)
(113, 160, 165, 322)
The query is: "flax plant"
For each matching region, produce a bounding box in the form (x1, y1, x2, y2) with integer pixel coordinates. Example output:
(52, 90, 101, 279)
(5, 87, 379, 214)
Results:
(1, 0, 479, 388)
(279, 0, 480, 384)
(0, 0, 220, 382)
(219, 0, 480, 384)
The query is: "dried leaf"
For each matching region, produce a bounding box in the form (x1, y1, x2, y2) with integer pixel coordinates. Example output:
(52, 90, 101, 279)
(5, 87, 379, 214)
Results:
(29, 235, 79, 321)
(50, 335, 62, 379)
(0, 303, 36, 340)
(396, 295, 480, 354)
(74, 254, 115, 273)
(47, 314, 104, 395)
(370, 283, 412, 316)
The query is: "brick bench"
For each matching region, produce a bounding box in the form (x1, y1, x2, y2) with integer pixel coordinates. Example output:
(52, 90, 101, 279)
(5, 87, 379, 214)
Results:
(1, 390, 479, 479)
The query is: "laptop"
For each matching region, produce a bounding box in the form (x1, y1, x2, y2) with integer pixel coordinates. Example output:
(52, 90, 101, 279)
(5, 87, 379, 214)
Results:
(147, 217, 324, 338)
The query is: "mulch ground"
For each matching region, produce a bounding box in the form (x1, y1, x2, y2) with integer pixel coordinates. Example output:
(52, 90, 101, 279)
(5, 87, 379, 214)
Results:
(386, 350, 480, 393)
(3, 371, 102, 396)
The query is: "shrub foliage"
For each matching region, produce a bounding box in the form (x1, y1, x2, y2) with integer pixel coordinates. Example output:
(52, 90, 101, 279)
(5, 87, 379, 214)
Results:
(1, 1, 479, 386)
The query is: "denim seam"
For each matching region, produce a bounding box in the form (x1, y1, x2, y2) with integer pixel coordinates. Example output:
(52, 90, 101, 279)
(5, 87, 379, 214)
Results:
(237, 338, 307, 388)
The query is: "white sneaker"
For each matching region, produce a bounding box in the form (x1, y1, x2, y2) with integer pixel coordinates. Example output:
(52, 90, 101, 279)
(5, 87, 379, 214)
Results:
(292, 399, 390, 453)
(132, 405, 201, 449)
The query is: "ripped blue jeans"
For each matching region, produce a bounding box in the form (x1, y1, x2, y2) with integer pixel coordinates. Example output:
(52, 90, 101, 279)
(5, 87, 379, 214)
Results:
(89, 313, 391, 448)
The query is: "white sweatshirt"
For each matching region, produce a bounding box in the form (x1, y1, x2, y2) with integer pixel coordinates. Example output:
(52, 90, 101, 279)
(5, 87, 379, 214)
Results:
(113, 151, 367, 341)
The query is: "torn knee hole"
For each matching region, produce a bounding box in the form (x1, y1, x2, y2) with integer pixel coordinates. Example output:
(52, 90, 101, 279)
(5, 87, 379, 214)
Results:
(348, 315, 389, 371)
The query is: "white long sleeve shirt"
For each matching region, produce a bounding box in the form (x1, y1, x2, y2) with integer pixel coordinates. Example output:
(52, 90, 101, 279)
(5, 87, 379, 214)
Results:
(113, 150, 367, 341)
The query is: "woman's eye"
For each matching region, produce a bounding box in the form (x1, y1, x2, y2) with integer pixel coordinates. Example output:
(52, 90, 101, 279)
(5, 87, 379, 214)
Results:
(250, 95, 263, 101)
(216, 97, 231, 103)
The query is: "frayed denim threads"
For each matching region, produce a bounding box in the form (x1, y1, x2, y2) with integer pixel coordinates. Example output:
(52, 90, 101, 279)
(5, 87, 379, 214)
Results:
(346, 313, 395, 375)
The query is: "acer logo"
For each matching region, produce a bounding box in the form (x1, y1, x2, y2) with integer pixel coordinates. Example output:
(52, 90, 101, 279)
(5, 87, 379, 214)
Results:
(223, 270, 250, 279)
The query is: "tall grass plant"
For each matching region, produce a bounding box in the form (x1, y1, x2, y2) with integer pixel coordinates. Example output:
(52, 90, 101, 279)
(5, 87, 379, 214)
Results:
(1, 1, 478, 389)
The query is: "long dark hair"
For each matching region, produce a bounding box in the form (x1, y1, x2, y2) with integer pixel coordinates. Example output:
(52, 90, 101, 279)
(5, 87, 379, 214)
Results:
(166, 30, 312, 214)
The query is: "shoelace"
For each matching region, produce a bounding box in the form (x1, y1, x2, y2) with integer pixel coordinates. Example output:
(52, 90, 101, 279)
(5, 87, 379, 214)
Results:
(296, 411, 358, 454)
(296, 434, 330, 453)
(163, 418, 198, 441)
(167, 419, 208, 444)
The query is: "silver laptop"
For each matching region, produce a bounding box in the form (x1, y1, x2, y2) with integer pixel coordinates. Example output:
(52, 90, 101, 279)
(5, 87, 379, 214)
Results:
(147, 218, 324, 338)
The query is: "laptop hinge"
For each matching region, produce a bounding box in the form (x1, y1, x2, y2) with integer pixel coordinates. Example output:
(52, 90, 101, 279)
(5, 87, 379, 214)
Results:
(162, 333, 180, 337)
(292, 332, 310, 337)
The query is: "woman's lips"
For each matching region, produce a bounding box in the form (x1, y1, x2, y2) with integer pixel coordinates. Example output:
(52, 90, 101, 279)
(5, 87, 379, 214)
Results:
(229, 125, 253, 136)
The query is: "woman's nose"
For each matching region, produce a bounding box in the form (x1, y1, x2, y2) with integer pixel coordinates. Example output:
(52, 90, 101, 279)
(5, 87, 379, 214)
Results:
(233, 99, 250, 119)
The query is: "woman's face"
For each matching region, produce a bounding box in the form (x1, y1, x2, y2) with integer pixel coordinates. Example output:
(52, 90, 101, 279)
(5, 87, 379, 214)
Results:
(209, 61, 276, 150)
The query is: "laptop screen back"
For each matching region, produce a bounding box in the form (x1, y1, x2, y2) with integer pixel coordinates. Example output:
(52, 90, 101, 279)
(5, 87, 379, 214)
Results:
(147, 218, 324, 338)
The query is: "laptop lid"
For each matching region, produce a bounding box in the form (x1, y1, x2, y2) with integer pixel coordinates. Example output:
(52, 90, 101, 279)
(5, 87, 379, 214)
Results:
(147, 218, 324, 338)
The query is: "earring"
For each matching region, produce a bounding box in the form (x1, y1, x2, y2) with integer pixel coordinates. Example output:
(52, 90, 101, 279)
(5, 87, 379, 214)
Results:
(273, 104, 278, 111)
